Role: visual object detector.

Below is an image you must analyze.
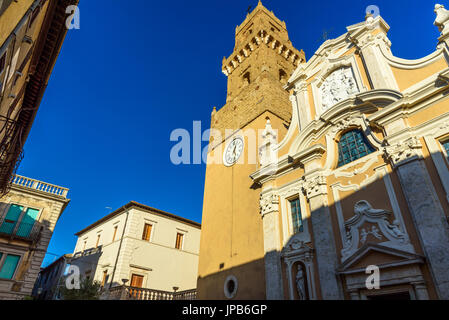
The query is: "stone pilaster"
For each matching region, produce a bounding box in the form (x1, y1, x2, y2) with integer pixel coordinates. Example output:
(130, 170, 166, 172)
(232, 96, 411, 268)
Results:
(303, 174, 343, 300)
(260, 191, 284, 300)
(385, 137, 449, 299)
(412, 281, 430, 300)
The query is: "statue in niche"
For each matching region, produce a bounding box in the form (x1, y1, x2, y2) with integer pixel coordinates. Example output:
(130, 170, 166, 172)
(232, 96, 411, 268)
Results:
(295, 264, 307, 300)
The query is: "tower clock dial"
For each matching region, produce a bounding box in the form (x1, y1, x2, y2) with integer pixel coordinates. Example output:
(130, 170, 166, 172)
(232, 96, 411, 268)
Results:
(224, 137, 244, 166)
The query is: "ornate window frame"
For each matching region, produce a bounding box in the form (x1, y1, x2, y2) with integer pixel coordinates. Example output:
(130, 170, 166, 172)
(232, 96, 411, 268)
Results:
(311, 56, 367, 118)
(323, 115, 383, 171)
(278, 181, 311, 247)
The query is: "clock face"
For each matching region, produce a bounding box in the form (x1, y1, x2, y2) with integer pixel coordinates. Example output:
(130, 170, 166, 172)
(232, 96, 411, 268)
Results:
(224, 137, 244, 166)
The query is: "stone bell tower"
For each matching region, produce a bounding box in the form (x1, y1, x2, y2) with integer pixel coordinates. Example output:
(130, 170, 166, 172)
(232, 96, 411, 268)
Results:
(198, 1, 305, 300)
(212, 0, 305, 137)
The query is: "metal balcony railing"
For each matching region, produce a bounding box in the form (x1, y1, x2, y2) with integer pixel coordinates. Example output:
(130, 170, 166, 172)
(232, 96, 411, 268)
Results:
(0, 220, 41, 242)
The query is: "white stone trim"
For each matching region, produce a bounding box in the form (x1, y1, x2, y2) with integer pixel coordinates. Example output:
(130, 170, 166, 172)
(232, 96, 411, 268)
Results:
(331, 164, 410, 254)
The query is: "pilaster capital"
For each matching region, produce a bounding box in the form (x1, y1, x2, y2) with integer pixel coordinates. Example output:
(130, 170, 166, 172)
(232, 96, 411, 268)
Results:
(384, 136, 423, 168)
(302, 174, 328, 199)
(260, 192, 279, 217)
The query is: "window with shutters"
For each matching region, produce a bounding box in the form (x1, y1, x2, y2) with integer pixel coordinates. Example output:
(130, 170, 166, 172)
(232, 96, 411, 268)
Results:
(175, 233, 184, 250)
(112, 226, 118, 242)
(142, 224, 153, 242)
(0, 253, 20, 280)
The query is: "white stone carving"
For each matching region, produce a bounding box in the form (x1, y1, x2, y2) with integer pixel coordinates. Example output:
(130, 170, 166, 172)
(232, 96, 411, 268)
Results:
(281, 237, 316, 300)
(384, 136, 423, 167)
(434, 4, 449, 34)
(259, 119, 278, 167)
(320, 67, 359, 111)
(341, 200, 413, 262)
(260, 193, 279, 216)
(329, 115, 364, 136)
(302, 175, 327, 199)
(295, 265, 306, 300)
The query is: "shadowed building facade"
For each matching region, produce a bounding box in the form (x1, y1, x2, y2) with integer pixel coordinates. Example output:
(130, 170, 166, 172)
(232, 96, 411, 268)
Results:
(0, 0, 78, 195)
(198, 1, 305, 300)
(199, 2, 449, 300)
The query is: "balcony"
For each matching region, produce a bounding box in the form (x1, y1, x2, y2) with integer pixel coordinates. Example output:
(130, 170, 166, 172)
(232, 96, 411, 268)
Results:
(0, 220, 42, 243)
(11, 175, 69, 198)
(106, 286, 197, 301)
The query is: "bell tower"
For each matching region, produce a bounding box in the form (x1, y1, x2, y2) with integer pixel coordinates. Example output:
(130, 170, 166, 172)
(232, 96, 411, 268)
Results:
(214, 0, 305, 136)
(198, 1, 305, 300)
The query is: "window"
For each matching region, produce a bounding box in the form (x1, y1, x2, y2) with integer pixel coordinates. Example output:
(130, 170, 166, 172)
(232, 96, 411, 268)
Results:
(112, 226, 118, 242)
(95, 235, 101, 248)
(28, 5, 41, 29)
(0, 204, 23, 235)
(0, 205, 39, 238)
(0, 51, 6, 74)
(142, 224, 152, 242)
(101, 270, 108, 288)
(130, 274, 144, 288)
(442, 140, 449, 159)
(0, 254, 20, 280)
(243, 72, 250, 85)
(83, 240, 87, 251)
(337, 130, 375, 167)
(16, 208, 39, 237)
(290, 199, 303, 234)
(175, 233, 184, 250)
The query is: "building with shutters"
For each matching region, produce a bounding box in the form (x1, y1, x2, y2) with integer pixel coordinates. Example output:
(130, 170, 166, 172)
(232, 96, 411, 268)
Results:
(70, 201, 201, 300)
(0, 0, 78, 196)
(0, 175, 70, 300)
(198, 2, 449, 300)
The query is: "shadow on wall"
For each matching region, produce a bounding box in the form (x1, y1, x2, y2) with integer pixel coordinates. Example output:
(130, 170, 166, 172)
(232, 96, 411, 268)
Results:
(197, 147, 449, 300)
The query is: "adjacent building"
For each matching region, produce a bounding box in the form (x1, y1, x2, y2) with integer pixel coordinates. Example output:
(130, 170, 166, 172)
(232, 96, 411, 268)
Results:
(199, 2, 449, 300)
(0, 0, 78, 195)
(0, 174, 70, 299)
(70, 201, 201, 300)
(31, 253, 71, 300)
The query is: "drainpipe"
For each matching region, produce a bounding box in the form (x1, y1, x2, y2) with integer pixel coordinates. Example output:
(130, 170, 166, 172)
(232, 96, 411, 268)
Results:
(109, 207, 129, 290)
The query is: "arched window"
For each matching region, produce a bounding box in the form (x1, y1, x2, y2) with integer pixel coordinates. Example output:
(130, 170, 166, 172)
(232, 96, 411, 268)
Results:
(337, 130, 375, 167)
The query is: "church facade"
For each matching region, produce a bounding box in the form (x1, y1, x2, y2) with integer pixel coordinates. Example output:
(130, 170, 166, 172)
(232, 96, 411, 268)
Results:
(198, 2, 449, 300)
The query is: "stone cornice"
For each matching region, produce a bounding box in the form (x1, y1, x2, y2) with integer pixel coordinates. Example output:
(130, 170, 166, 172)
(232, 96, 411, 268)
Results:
(250, 144, 325, 184)
(368, 68, 449, 125)
(222, 29, 305, 76)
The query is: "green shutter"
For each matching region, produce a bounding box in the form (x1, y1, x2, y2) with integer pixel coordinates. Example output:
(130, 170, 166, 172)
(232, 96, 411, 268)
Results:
(16, 208, 39, 237)
(0, 255, 20, 280)
(0, 205, 23, 234)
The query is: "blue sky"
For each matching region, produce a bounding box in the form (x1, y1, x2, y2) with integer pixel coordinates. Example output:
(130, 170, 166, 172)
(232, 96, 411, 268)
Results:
(17, 0, 439, 266)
